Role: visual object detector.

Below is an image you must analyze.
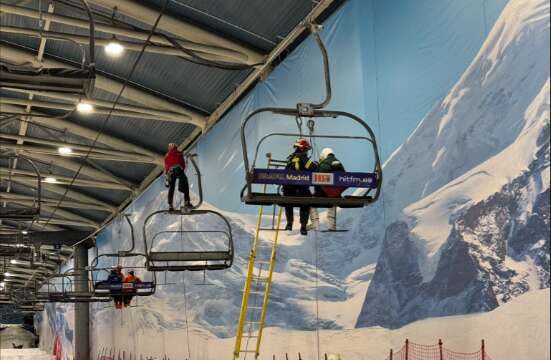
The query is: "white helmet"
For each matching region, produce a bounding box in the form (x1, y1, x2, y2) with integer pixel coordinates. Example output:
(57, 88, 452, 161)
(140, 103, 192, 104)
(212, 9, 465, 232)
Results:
(319, 147, 334, 161)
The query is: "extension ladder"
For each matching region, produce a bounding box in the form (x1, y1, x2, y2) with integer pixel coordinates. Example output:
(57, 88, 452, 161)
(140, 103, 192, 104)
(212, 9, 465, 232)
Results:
(233, 155, 284, 359)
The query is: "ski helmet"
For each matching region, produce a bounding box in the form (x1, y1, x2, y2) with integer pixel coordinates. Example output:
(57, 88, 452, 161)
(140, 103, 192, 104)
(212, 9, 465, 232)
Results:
(293, 138, 311, 152)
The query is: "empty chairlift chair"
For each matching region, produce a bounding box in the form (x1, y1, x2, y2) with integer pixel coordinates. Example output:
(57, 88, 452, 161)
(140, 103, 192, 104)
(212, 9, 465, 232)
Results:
(0, 155, 41, 221)
(36, 272, 111, 303)
(0, 0, 96, 97)
(143, 209, 234, 272)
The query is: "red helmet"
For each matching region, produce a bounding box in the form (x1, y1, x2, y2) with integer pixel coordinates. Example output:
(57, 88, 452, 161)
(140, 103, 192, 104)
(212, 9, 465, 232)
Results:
(293, 138, 311, 152)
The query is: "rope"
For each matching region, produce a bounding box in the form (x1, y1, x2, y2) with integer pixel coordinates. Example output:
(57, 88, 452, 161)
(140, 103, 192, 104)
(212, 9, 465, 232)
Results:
(313, 230, 321, 360)
(179, 214, 192, 360)
(182, 272, 192, 360)
(39, 0, 170, 231)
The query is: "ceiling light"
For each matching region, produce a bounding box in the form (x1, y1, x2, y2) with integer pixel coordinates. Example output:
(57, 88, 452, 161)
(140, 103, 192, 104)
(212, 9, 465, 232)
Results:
(43, 176, 57, 183)
(76, 102, 94, 114)
(58, 146, 73, 155)
(21, 230, 28, 235)
(4, 272, 12, 277)
(10, 259, 17, 264)
(105, 40, 124, 57)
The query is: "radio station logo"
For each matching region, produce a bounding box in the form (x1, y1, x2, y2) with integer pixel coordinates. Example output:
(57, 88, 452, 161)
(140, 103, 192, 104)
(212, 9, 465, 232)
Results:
(312, 172, 334, 185)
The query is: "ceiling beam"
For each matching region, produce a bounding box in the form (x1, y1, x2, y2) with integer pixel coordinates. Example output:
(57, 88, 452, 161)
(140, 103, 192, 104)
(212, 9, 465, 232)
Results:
(0, 104, 163, 160)
(0, 231, 92, 246)
(9, 178, 115, 211)
(4, 88, 189, 123)
(0, 43, 207, 129)
(0, 200, 100, 227)
(40, 205, 99, 227)
(0, 168, 133, 191)
(0, 4, 252, 64)
(0, 133, 160, 165)
(0, 141, 160, 165)
(0, 25, 244, 63)
(32, 218, 97, 229)
(0, 192, 112, 212)
(0, 96, 185, 123)
(87, 0, 264, 65)
(20, 152, 137, 189)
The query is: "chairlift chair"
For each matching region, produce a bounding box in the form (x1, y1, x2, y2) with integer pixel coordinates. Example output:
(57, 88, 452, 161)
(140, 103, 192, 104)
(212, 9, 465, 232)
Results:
(0, 155, 41, 221)
(0, 0, 96, 97)
(143, 209, 234, 272)
(90, 214, 156, 297)
(240, 110, 382, 208)
(35, 272, 111, 303)
(143, 155, 234, 271)
(240, 25, 382, 209)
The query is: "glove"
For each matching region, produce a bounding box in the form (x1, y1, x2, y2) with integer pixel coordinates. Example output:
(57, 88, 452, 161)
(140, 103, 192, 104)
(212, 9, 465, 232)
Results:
(164, 173, 170, 188)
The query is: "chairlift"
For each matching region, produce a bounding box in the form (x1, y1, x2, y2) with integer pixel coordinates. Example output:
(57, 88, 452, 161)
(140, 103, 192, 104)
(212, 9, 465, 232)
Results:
(143, 209, 234, 272)
(35, 272, 111, 303)
(240, 25, 382, 209)
(0, 154, 41, 221)
(142, 154, 234, 271)
(0, 0, 96, 97)
(90, 214, 156, 297)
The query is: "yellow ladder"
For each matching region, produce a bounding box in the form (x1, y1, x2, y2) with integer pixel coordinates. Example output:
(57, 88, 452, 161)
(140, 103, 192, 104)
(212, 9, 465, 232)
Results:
(233, 157, 283, 359)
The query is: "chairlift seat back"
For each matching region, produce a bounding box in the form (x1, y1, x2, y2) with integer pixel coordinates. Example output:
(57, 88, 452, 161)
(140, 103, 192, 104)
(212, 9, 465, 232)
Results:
(94, 281, 155, 296)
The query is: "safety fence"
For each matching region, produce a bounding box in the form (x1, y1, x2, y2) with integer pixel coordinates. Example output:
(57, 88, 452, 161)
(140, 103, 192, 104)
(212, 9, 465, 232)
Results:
(385, 339, 492, 360)
(65, 348, 171, 360)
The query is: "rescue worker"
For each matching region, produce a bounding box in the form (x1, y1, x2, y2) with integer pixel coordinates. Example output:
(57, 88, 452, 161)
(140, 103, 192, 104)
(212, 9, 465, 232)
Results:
(283, 138, 317, 235)
(107, 266, 124, 309)
(315, 147, 346, 231)
(122, 270, 142, 308)
(164, 143, 191, 211)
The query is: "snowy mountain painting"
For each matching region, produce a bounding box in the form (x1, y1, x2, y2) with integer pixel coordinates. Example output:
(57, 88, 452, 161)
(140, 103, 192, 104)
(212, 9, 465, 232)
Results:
(36, 0, 550, 359)
(356, 0, 550, 329)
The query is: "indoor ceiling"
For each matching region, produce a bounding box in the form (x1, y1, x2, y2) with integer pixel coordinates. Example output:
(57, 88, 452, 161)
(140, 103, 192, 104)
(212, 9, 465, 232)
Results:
(0, 0, 343, 302)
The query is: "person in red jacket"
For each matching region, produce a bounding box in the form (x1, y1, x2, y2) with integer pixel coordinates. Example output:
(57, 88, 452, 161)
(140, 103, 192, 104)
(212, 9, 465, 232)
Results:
(164, 143, 191, 210)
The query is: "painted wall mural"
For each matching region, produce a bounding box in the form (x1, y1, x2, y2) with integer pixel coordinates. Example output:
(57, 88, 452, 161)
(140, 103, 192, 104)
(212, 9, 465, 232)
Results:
(37, 0, 550, 359)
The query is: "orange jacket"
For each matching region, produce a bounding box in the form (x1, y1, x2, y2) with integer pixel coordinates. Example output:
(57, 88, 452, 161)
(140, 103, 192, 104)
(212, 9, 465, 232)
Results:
(123, 274, 141, 292)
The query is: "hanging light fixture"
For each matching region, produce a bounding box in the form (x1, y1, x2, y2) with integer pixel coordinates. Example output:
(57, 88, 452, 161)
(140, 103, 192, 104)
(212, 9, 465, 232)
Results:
(58, 146, 73, 155)
(105, 37, 125, 57)
(76, 102, 94, 114)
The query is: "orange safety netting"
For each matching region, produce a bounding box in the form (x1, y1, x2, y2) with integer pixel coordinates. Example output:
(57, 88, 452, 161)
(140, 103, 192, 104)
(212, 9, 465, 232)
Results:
(385, 339, 492, 360)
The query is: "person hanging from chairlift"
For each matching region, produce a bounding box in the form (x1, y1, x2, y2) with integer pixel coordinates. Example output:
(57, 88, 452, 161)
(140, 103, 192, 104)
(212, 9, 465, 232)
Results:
(164, 143, 192, 211)
(107, 266, 124, 309)
(283, 138, 317, 236)
(122, 270, 142, 308)
(313, 147, 347, 231)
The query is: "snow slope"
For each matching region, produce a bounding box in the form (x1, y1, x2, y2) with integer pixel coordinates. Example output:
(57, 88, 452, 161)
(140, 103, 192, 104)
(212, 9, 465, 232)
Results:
(90, 288, 550, 360)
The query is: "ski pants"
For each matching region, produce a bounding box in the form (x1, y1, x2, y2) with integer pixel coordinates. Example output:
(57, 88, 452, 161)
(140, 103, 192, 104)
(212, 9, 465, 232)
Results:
(282, 186, 311, 227)
(167, 166, 190, 206)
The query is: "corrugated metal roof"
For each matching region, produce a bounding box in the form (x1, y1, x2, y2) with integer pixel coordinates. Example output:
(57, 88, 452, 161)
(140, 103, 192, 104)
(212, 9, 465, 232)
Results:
(1, 0, 340, 240)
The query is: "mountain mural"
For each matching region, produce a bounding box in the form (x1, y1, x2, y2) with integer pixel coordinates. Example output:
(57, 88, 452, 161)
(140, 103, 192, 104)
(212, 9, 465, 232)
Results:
(356, 0, 550, 328)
